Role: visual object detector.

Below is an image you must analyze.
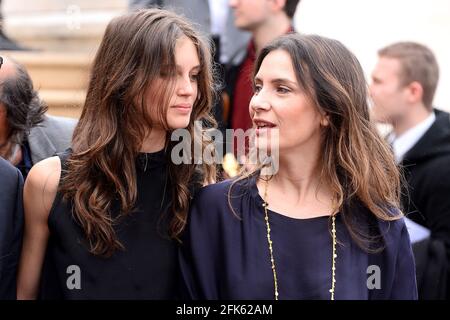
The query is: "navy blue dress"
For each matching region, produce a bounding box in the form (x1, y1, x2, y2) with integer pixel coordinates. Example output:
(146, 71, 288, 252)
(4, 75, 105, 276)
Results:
(179, 177, 418, 300)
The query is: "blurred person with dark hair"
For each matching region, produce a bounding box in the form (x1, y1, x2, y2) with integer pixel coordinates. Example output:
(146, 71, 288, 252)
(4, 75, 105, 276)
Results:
(0, 57, 76, 179)
(370, 41, 450, 299)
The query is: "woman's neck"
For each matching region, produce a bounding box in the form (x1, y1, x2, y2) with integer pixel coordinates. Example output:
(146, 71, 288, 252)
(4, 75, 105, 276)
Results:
(272, 153, 322, 202)
(275, 141, 322, 185)
(140, 128, 167, 153)
(258, 145, 335, 219)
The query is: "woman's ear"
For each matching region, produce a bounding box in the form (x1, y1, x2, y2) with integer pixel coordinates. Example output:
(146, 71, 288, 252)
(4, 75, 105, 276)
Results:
(320, 114, 330, 127)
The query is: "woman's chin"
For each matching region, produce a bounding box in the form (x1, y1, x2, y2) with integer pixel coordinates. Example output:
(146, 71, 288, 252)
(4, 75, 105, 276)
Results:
(168, 118, 191, 130)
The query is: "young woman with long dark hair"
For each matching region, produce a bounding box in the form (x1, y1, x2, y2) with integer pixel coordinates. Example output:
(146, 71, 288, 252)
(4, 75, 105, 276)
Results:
(17, 9, 216, 299)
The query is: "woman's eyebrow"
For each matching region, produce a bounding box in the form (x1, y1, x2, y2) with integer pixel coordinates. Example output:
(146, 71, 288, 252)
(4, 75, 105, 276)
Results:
(254, 76, 297, 86)
(176, 64, 201, 72)
(271, 78, 297, 86)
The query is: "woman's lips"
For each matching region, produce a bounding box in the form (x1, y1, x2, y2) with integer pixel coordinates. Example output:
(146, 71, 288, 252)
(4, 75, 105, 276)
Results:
(173, 104, 192, 114)
(253, 119, 277, 136)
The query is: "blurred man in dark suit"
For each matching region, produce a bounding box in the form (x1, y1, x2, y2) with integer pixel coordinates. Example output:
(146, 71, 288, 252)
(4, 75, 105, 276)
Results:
(0, 156, 23, 299)
(370, 42, 450, 299)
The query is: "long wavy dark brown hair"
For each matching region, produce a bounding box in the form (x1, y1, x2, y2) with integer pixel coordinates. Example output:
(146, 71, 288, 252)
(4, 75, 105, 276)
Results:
(60, 9, 217, 257)
(230, 34, 402, 252)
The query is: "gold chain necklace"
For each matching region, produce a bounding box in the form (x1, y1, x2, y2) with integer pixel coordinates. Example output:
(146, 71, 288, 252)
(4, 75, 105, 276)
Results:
(262, 179, 338, 300)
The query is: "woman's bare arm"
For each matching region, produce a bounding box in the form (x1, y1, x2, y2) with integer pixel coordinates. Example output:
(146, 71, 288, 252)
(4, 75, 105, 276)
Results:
(16, 156, 61, 299)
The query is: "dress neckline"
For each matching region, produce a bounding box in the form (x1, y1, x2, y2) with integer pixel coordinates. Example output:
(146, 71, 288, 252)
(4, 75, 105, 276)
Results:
(136, 148, 167, 171)
(247, 175, 336, 222)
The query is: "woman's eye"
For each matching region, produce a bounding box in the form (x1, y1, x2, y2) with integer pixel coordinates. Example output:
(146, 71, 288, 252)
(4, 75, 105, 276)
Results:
(254, 84, 262, 94)
(277, 86, 290, 94)
(190, 74, 199, 81)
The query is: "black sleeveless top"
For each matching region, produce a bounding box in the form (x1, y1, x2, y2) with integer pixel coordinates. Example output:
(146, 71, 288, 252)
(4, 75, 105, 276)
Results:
(39, 149, 179, 299)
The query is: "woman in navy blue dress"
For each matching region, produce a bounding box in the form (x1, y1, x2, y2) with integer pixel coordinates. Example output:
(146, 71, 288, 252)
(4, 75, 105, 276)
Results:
(179, 34, 417, 300)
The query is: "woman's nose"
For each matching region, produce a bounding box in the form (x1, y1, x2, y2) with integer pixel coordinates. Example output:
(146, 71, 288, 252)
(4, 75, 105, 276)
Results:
(250, 94, 270, 112)
(178, 77, 195, 96)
